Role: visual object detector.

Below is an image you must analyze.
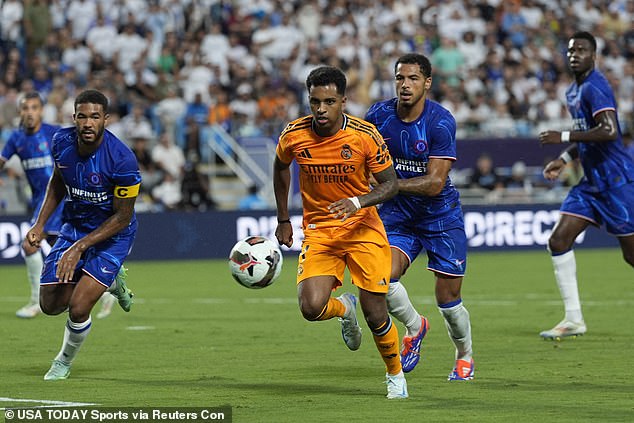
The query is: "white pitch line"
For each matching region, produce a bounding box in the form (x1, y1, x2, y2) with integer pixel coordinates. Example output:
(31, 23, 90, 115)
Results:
(0, 397, 97, 410)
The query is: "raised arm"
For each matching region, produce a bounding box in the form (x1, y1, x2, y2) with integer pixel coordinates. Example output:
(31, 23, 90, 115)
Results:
(539, 110, 619, 146)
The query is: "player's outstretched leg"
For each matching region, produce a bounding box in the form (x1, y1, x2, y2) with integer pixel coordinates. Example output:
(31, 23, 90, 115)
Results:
(96, 292, 117, 319)
(110, 267, 134, 312)
(336, 292, 362, 350)
(401, 316, 430, 373)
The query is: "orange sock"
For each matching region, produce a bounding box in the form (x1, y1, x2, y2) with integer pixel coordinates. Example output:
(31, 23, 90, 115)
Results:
(371, 318, 402, 375)
(315, 297, 346, 321)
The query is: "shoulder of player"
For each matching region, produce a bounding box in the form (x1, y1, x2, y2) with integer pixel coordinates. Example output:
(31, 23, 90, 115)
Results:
(41, 122, 61, 131)
(279, 115, 312, 140)
(367, 98, 397, 116)
(51, 126, 75, 143)
(104, 130, 136, 157)
(344, 114, 381, 138)
(426, 100, 456, 125)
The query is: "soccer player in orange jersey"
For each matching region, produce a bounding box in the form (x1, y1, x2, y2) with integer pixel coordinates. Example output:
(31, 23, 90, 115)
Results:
(273, 66, 407, 399)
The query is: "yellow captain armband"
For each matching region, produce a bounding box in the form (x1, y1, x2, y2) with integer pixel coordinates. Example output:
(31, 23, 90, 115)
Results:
(114, 183, 140, 198)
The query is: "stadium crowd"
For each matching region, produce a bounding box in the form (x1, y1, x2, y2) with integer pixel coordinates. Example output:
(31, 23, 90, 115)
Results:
(0, 0, 633, 211)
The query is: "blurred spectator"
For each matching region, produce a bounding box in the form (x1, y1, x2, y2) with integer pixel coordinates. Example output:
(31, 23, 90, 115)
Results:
(113, 23, 148, 74)
(66, 0, 97, 40)
(470, 153, 504, 192)
(504, 160, 533, 201)
(62, 38, 92, 84)
(130, 132, 160, 195)
(121, 102, 154, 146)
(181, 161, 215, 211)
(431, 37, 465, 88)
(104, 110, 125, 141)
(151, 172, 182, 210)
(0, 88, 20, 129)
(23, 0, 52, 57)
(500, 0, 528, 49)
(31, 65, 53, 100)
(85, 12, 118, 63)
(257, 81, 295, 137)
(184, 92, 209, 125)
(229, 83, 258, 124)
(153, 83, 186, 143)
(207, 85, 232, 131)
(0, 0, 23, 51)
(252, 14, 304, 62)
(125, 58, 159, 102)
(179, 52, 215, 103)
(152, 132, 185, 180)
(238, 184, 268, 210)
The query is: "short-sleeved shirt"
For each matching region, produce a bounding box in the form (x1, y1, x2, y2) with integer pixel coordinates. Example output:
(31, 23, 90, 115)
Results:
(51, 127, 142, 240)
(276, 114, 392, 230)
(365, 98, 463, 229)
(566, 69, 634, 191)
(1, 122, 64, 232)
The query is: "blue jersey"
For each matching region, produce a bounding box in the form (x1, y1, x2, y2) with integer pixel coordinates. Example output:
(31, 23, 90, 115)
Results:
(565, 69, 634, 191)
(365, 98, 462, 226)
(51, 127, 141, 240)
(1, 123, 64, 232)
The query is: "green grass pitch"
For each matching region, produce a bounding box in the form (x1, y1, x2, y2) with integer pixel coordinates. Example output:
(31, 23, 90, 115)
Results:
(1, 248, 633, 422)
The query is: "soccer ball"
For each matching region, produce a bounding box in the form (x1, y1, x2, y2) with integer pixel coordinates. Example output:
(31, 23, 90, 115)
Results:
(228, 236, 283, 289)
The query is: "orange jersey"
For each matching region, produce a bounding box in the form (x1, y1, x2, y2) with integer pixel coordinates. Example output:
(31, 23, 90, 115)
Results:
(276, 114, 392, 229)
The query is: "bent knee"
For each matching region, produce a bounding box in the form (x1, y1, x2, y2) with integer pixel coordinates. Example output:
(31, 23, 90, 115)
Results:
(299, 303, 325, 321)
(548, 235, 573, 254)
(68, 305, 91, 323)
(623, 251, 634, 268)
(40, 302, 67, 316)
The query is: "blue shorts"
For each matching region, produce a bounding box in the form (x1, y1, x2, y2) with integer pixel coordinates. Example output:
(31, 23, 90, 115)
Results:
(41, 230, 136, 288)
(561, 181, 634, 236)
(381, 209, 467, 277)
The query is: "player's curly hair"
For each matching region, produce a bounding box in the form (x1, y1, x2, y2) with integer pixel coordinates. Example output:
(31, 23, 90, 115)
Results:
(74, 89, 109, 113)
(571, 31, 597, 52)
(306, 66, 347, 96)
(395, 53, 432, 78)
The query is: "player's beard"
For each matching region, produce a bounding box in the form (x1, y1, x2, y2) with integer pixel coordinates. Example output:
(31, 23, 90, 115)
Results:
(21, 116, 38, 134)
(79, 126, 105, 146)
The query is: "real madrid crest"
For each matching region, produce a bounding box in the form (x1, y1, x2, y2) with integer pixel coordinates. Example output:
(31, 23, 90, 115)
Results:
(341, 144, 352, 159)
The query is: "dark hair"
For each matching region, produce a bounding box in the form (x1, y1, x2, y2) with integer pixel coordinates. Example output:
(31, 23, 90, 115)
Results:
(571, 31, 597, 52)
(306, 66, 347, 96)
(74, 89, 109, 113)
(21, 91, 43, 105)
(394, 53, 432, 78)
